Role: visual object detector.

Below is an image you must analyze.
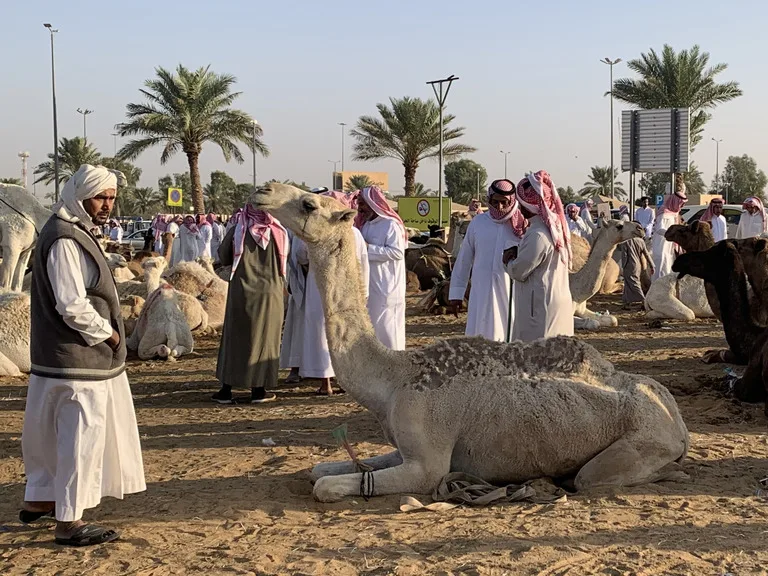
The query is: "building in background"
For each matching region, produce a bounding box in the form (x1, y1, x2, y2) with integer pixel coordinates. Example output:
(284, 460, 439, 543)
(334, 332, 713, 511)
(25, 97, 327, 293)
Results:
(332, 171, 389, 193)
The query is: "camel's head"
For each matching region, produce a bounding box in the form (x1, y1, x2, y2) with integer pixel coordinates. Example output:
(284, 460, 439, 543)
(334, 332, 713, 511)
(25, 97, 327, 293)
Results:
(672, 240, 742, 282)
(665, 221, 714, 252)
(594, 219, 643, 245)
(142, 256, 168, 275)
(103, 252, 128, 269)
(249, 183, 356, 244)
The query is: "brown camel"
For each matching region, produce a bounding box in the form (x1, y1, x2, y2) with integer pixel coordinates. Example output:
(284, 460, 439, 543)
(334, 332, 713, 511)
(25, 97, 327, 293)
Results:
(664, 221, 718, 317)
(406, 241, 453, 291)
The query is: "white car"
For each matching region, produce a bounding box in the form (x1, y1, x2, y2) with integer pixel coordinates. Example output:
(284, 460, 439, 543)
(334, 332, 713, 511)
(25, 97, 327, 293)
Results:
(120, 229, 151, 251)
(680, 204, 743, 239)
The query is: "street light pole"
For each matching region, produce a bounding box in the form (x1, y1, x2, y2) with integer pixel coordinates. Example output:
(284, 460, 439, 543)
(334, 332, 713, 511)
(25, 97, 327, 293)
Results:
(44, 23, 60, 202)
(338, 123, 346, 172)
(76, 108, 93, 144)
(427, 74, 458, 231)
(111, 132, 119, 157)
(252, 119, 259, 190)
(328, 159, 339, 172)
(712, 137, 723, 195)
(601, 57, 622, 199)
(499, 150, 510, 179)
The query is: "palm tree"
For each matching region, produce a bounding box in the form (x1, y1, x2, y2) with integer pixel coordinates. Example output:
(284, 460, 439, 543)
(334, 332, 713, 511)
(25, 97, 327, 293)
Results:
(413, 182, 435, 197)
(343, 174, 381, 193)
(34, 137, 101, 186)
(117, 65, 268, 213)
(612, 45, 742, 149)
(351, 96, 475, 196)
(579, 166, 626, 199)
(132, 187, 163, 216)
(0, 177, 22, 185)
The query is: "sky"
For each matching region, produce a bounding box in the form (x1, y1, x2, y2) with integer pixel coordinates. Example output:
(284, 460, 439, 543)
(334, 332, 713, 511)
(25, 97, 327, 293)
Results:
(1, 0, 765, 203)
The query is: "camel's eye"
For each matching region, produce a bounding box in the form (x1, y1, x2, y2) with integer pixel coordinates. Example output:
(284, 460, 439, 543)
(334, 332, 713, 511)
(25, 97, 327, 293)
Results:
(302, 199, 318, 213)
(616, 224, 623, 231)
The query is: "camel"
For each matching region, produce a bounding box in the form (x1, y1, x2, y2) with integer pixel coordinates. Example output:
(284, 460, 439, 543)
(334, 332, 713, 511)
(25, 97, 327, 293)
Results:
(249, 183, 689, 502)
(406, 270, 420, 294)
(673, 241, 768, 413)
(0, 184, 52, 291)
(570, 219, 645, 329)
(571, 234, 623, 295)
(0, 290, 31, 375)
(405, 240, 453, 291)
(446, 211, 471, 254)
(165, 261, 227, 329)
(127, 257, 194, 360)
(120, 294, 145, 338)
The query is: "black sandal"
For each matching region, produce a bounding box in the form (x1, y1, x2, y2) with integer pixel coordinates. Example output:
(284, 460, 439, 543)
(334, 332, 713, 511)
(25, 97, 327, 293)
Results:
(54, 524, 120, 547)
(18, 509, 55, 524)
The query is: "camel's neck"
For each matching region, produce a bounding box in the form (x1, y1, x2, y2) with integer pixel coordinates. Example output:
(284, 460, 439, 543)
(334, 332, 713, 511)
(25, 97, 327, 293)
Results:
(712, 263, 764, 360)
(306, 229, 402, 409)
(146, 269, 163, 293)
(570, 233, 616, 301)
(162, 233, 173, 263)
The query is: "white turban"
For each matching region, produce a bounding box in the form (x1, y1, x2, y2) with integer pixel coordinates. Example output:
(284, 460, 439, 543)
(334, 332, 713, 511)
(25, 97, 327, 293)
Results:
(54, 164, 125, 229)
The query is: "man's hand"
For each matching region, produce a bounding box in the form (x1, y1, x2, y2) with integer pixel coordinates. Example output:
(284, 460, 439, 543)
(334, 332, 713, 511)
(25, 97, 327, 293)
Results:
(106, 330, 120, 350)
(502, 246, 518, 266)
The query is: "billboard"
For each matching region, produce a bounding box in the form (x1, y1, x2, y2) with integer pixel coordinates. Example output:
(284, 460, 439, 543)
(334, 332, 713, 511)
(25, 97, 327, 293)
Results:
(621, 108, 690, 173)
(167, 187, 183, 207)
(397, 197, 451, 231)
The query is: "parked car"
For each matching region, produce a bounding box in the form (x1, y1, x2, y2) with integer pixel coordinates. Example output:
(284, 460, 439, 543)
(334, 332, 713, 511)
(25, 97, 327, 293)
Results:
(680, 204, 743, 239)
(120, 229, 150, 251)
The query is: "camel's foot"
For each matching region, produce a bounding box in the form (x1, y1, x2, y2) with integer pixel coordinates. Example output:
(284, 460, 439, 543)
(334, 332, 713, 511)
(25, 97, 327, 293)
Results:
(310, 451, 403, 483)
(645, 307, 695, 322)
(597, 314, 618, 327)
(574, 317, 600, 331)
(702, 349, 732, 364)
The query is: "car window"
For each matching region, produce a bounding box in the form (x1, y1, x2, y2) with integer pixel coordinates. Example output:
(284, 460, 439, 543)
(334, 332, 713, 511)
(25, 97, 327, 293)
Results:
(686, 209, 704, 222)
(723, 209, 742, 225)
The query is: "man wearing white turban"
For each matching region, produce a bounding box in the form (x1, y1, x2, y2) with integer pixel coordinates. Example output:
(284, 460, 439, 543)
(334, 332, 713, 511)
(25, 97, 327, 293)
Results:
(20, 164, 145, 546)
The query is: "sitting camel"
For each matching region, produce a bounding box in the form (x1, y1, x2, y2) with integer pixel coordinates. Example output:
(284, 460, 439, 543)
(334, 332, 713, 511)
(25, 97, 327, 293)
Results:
(405, 240, 453, 291)
(250, 183, 689, 502)
(570, 219, 644, 329)
(673, 241, 768, 413)
(0, 290, 31, 375)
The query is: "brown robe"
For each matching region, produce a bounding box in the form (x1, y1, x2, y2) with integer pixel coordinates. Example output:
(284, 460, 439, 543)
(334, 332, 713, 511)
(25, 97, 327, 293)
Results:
(216, 227, 284, 389)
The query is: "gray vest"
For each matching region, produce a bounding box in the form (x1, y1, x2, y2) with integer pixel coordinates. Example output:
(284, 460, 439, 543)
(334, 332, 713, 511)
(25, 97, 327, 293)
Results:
(30, 215, 127, 380)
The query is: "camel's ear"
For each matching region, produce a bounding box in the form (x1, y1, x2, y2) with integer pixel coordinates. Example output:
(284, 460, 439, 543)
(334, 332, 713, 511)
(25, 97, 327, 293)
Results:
(331, 209, 356, 223)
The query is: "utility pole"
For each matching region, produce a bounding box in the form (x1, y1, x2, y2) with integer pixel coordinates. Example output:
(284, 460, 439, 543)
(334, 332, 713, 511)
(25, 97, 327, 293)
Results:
(252, 119, 259, 190)
(76, 108, 93, 144)
(499, 150, 510, 179)
(112, 132, 119, 157)
(18, 151, 30, 190)
(338, 122, 346, 172)
(44, 23, 60, 201)
(600, 57, 622, 199)
(427, 74, 458, 230)
(712, 137, 723, 194)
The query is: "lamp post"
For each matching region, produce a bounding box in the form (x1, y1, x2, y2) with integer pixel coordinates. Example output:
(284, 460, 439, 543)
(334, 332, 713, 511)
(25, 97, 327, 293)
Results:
(43, 23, 60, 202)
(76, 108, 93, 144)
(251, 119, 259, 190)
(338, 122, 346, 172)
(18, 151, 30, 190)
(712, 137, 723, 196)
(600, 57, 622, 199)
(328, 159, 339, 172)
(111, 132, 119, 157)
(427, 74, 458, 230)
(499, 150, 510, 179)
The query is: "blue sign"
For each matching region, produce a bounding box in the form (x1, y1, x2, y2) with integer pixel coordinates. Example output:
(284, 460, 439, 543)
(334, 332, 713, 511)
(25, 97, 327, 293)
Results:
(655, 194, 664, 207)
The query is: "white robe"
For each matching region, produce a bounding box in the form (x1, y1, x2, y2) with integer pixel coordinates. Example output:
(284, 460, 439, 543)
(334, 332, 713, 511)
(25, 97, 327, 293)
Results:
(197, 224, 213, 258)
(635, 207, 655, 238)
(651, 211, 681, 280)
(449, 213, 520, 341)
(736, 211, 766, 239)
(567, 216, 591, 240)
(109, 226, 123, 242)
(361, 216, 406, 350)
(580, 206, 597, 230)
(506, 216, 574, 342)
(299, 229, 369, 378)
(211, 222, 224, 263)
(709, 215, 727, 242)
(280, 234, 308, 370)
(22, 239, 145, 522)
(168, 222, 181, 267)
(178, 225, 200, 262)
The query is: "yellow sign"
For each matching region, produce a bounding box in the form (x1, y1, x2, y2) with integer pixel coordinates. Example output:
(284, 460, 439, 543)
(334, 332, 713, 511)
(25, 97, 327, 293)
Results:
(167, 187, 183, 207)
(397, 197, 451, 231)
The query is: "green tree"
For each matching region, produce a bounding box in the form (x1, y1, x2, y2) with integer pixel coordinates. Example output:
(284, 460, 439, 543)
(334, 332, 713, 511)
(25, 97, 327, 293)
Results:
(343, 174, 382, 193)
(612, 45, 742, 150)
(557, 186, 583, 205)
(117, 65, 268, 213)
(100, 157, 142, 187)
(683, 163, 707, 196)
(231, 183, 254, 211)
(34, 136, 102, 186)
(351, 96, 475, 196)
(131, 187, 163, 216)
(204, 170, 237, 214)
(0, 177, 22, 185)
(413, 182, 435, 197)
(579, 166, 626, 199)
(721, 155, 768, 204)
(444, 159, 487, 205)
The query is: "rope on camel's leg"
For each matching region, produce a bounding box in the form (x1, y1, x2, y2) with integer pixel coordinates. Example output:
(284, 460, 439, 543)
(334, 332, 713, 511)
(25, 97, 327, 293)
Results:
(332, 424, 374, 500)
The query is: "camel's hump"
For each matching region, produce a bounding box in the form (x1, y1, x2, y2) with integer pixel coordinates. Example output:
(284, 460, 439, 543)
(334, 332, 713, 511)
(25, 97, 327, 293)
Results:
(0, 184, 51, 220)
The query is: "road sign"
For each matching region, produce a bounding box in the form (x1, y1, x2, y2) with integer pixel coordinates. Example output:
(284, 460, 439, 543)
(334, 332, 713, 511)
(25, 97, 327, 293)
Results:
(397, 197, 451, 231)
(655, 194, 664, 207)
(167, 187, 183, 207)
(621, 108, 690, 173)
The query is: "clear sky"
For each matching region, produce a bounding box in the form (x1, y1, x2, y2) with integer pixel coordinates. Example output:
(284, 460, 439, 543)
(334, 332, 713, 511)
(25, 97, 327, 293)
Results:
(1, 0, 764, 201)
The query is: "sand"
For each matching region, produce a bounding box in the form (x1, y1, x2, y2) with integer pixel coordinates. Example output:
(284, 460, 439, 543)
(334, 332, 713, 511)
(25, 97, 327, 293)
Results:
(1, 293, 767, 575)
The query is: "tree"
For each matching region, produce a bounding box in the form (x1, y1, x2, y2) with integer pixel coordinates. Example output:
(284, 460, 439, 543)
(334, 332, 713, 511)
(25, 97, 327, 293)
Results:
(579, 166, 626, 199)
(343, 174, 381, 193)
(444, 159, 487, 205)
(413, 182, 435, 197)
(683, 163, 707, 196)
(100, 157, 142, 188)
(117, 65, 268, 213)
(231, 183, 254, 211)
(0, 177, 22, 185)
(132, 187, 163, 216)
(638, 173, 669, 198)
(350, 96, 475, 196)
(557, 186, 583, 205)
(721, 155, 768, 204)
(204, 170, 237, 214)
(34, 136, 101, 186)
(612, 45, 742, 150)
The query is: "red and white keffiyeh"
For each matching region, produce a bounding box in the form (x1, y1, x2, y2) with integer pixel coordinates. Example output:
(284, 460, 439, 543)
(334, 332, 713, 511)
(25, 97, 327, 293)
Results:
(182, 215, 199, 234)
(229, 204, 288, 279)
(658, 183, 688, 217)
(353, 186, 407, 242)
(700, 197, 724, 223)
(516, 170, 571, 266)
(322, 190, 356, 209)
(743, 197, 768, 233)
(487, 179, 526, 238)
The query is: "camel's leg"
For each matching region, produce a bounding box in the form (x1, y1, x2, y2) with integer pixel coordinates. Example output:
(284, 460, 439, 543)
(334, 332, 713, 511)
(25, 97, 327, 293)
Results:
(574, 436, 687, 491)
(732, 357, 768, 404)
(11, 249, 32, 292)
(0, 246, 19, 291)
(577, 307, 618, 328)
(701, 349, 743, 365)
(312, 456, 450, 503)
(310, 450, 403, 482)
(573, 316, 600, 331)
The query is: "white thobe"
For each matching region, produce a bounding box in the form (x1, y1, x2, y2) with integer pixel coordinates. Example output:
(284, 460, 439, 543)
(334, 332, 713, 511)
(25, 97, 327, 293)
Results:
(361, 217, 407, 350)
(168, 222, 181, 266)
(709, 215, 728, 242)
(280, 234, 308, 370)
(299, 229, 369, 378)
(736, 211, 766, 239)
(651, 211, 680, 280)
(22, 239, 145, 522)
(197, 224, 213, 258)
(449, 213, 520, 341)
(567, 216, 591, 240)
(580, 206, 597, 230)
(109, 226, 123, 242)
(635, 207, 655, 238)
(506, 216, 574, 342)
(178, 226, 200, 262)
(153, 229, 163, 254)
(211, 223, 224, 263)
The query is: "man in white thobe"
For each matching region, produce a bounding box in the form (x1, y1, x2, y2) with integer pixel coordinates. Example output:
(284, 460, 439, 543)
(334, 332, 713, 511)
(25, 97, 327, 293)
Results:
(20, 164, 145, 546)
(580, 199, 597, 230)
(354, 186, 406, 350)
(652, 183, 687, 280)
(635, 197, 656, 238)
(700, 197, 727, 242)
(178, 215, 200, 262)
(196, 214, 213, 259)
(449, 179, 524, 342)
(279, 231, 307, 384)
(565, 203, 591, 240)
(168, 217, 182, 266)
(108, 218, 123, 242)
(736, 197, 768, 239)
(208, 213, 225, 263)
(505, 171, 574, 342)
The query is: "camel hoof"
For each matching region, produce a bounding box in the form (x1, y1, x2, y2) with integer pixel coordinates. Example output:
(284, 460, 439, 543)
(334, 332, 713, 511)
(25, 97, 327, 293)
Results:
(158, 345, 171, 358)
(312, 476, 347, 502)
(599, 315, 618, 327)
(575, 319, 600, 331)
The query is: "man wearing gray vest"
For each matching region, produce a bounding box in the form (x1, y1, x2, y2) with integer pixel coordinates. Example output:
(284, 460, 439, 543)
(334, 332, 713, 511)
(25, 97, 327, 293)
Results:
(19, 164, 146, 546)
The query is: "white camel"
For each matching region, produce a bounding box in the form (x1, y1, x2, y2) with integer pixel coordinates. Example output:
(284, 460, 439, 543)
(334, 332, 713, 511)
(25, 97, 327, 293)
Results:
(0, 184, 52, 291)
(0, 290, 31, 375)
(250, 183, 689, 503)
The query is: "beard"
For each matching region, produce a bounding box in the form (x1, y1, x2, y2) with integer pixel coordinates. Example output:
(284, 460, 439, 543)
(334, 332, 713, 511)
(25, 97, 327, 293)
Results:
(91, 213, 110, 226)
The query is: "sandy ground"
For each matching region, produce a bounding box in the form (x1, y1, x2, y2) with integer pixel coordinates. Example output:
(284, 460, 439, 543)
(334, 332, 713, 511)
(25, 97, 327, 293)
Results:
(1, 293, 768, 575)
